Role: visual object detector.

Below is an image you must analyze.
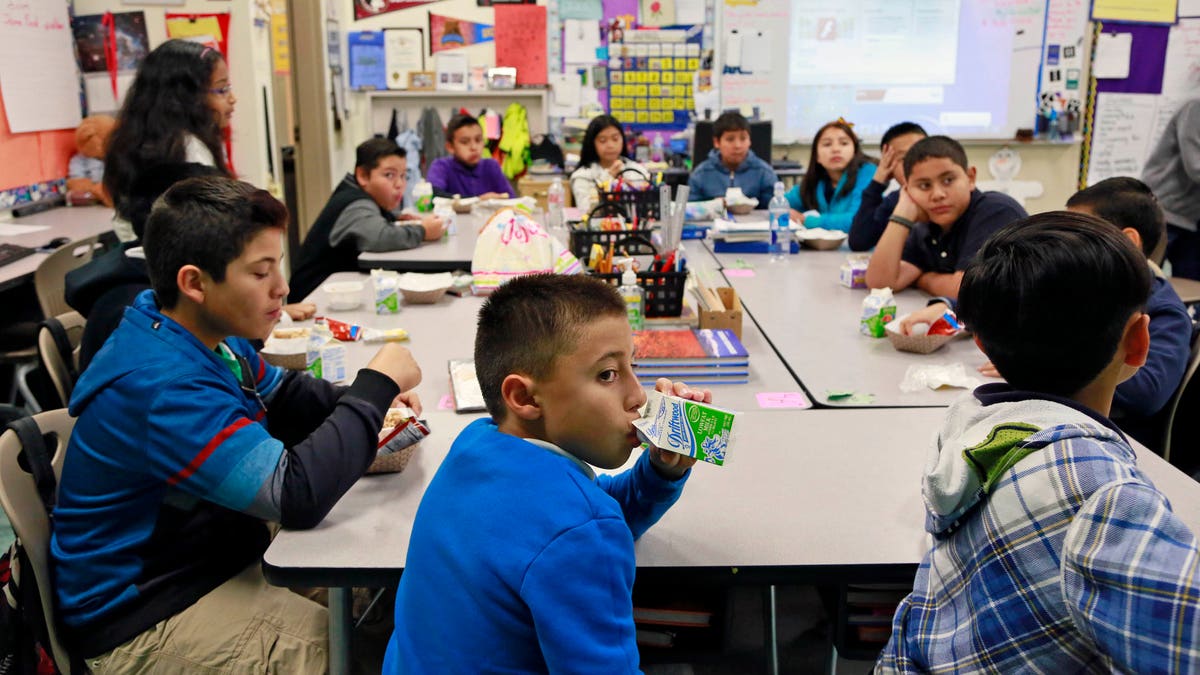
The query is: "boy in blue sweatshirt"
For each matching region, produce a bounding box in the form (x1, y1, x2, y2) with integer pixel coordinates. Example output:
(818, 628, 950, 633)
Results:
(688, 111, 777, 206)
(384, 274, 710, 673)
(51, 176, 423, 672)
(903, 177, 1192, 452)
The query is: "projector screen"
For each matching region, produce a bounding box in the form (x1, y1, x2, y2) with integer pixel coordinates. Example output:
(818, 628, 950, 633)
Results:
(721, 0, 1047, 143)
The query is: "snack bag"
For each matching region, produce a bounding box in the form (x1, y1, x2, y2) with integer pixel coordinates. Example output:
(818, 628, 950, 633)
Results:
(371, 269, 401, 314)
(632, 390, 738, 467)
(319, 317, 363, 342)
(860, 287, 896, 338)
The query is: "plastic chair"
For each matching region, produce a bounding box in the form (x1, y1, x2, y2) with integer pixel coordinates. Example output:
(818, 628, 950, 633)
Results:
(0, 409, 77, 673)
(1169, 277, 1200, 306)
(36, 313, 85, 411)
(34, 235, 104, 319)
(1162, 330, 1200, 475)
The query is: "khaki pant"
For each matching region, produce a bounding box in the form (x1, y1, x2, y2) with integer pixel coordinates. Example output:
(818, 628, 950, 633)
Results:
(86, 562, 327, 675)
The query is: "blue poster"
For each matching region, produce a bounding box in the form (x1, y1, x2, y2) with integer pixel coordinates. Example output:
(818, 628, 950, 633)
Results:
(348, 31, 387, 90)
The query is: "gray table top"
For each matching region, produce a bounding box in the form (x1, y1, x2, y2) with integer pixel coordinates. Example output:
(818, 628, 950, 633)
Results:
(0, 205, 114, 288)
(357, 213, 484, 272)
(707, 244, 991, 408)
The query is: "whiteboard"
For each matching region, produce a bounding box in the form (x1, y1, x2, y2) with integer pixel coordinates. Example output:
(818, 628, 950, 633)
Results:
(0, 0, 81, 133)
(717, 0, 1087, 143)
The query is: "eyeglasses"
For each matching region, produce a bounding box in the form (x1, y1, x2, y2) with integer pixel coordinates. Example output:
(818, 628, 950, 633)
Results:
(209, 84, 234, 97)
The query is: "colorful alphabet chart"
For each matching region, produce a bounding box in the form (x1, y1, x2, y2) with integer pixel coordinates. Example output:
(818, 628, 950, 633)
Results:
(607, 29, 701, 129)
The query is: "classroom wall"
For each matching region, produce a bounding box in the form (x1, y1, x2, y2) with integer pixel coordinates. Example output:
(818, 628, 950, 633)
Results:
(72, 0, 278, 192)
(773, 141, 1084, 215)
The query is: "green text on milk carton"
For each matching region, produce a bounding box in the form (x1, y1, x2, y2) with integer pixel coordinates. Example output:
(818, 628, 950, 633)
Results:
(633, 391, 737, 466)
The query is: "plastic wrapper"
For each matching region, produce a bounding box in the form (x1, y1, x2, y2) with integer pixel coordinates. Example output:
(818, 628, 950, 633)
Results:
(899, 363, 982, 392)
(319, 317, 362, 342)
(362, 327, 409, 343)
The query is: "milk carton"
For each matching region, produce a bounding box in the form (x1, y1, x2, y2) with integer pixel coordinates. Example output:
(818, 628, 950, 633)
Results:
(305, 331, 348, 383)
(860, 287, 896, 338)
(632, 390, 738, 466)
(371, 269, 400, 314)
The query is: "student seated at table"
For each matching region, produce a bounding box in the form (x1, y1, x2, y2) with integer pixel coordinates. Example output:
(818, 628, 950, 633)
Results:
(877, 212, 1200, 673)
(688, 111, 777, 206)
(569, 114, 650, 211)
(783, 118, 877, 233)
(289, 138, 445, 301)
(50, 175, 424, 673)
(384, 274, 707, 673)
(864, 135, 1026, 299)
(903, 177, 1193, 450)
(426, 113, 514, 199)
(848, 121, 927, 251)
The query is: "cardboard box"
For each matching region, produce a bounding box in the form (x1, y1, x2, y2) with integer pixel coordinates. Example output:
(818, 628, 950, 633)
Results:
(517, 175, 573, 212)
(698, 287, 743, 340)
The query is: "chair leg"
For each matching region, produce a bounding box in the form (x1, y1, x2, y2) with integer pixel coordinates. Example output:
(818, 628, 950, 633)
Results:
(14, 362, 40, 414)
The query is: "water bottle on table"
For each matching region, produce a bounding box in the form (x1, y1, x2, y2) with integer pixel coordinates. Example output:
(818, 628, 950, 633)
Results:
(768, 181, 789, 262)
(546, 176, 568, 246)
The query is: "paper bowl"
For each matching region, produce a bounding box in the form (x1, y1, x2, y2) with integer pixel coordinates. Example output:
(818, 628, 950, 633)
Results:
(323, 281, 365, 310)
(727, 203, 755, 215)
(367, 442, 420, 474)
(398, 272, 453, 304)
(800, 234, 847, 250)
(885, 319, 957, 354)
(452, 197, 476, 214)
(400, 287, 449, 304)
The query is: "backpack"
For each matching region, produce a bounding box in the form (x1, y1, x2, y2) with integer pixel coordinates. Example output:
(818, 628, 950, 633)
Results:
(0, 417, 67, 675)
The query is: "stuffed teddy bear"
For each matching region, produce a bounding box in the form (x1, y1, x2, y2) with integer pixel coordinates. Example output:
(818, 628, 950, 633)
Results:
(66, 114, 116, 207)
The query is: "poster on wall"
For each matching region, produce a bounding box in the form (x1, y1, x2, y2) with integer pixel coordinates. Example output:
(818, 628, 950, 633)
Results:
(73, 11, 149, 114)
(164, 12, 231, 57)
(0, 0, 82, 133)
(355, 0, 444, 20)
(428, 13, 494, 54)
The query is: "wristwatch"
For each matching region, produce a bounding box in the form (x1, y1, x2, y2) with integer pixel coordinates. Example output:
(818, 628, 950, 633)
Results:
(888, 214, 916, 230)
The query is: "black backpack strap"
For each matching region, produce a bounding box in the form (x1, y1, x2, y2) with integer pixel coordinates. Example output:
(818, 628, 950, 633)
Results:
(5, 417, 56, 512)
(40, 317, 77, 386)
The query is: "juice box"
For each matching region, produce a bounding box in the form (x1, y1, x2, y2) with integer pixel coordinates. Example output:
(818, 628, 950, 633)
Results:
(633, 391, 738, 466)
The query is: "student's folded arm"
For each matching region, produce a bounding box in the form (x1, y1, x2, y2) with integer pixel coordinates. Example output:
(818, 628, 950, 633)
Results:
(848, 182, 888, 251)
(596, 450, 689, 540)
(263, 368, 349, 447)
(329, 200, 423, 253)
(687, 168, 712, 201)
(805, 209, 854, 234)
(1113, 300, 1193, 416)
(425, 159, 454, 197)
(1062, 480, 1200, 672)
(486, 160, 515, 196)
(866, 223, 921, 291)
(521, 517, 641, 674)
(915, 271, 964, 299)
(784, 184, 803, 211)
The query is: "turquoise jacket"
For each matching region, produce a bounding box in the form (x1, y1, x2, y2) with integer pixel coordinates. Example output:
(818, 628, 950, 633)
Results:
(785, 161, 877, 232)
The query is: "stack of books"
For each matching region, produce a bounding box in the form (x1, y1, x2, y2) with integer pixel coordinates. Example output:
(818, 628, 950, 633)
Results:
(632, 328, 749, 385)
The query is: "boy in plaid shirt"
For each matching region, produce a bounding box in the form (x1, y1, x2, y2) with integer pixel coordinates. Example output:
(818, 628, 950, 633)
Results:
(878, 211, 1200, 672)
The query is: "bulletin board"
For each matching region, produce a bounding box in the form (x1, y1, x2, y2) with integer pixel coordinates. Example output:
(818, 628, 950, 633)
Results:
(607, 29, 702, 129)
(0, 89, 74, 206)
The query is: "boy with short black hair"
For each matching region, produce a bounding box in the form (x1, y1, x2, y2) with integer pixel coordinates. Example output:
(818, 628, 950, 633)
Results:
(290, 138, 445, 301)
(688, 110, 778, 205)
(865, 135, 1026, 298)
(52, 175, 423, 672)
(877, 212, 1200, 673)
(426, 113, 513, 199)
(384, 273, 708, 673)
(848, 121, 927, 251)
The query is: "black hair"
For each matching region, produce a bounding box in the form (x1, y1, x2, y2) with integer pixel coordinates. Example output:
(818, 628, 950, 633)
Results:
(881, 122, 927, 148)
(1066, 177, 1164, 257)
(958, 211, 1151, 397)
(800, 119, 876, 211)
(902, 135, 969, 177)
(143, 176, 289, 309)
(445, 113, 481, 143)
(712, 111, 750, 140)
(475, 274, 626, 421)
(356, 137, 406, 172)
(575, 115, 629, 170)
(104, 40, 230, 223)
(127, 162, 224, 241)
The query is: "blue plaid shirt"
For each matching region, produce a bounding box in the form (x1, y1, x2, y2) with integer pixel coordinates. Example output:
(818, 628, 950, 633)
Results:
(878, 392, 1200, 672)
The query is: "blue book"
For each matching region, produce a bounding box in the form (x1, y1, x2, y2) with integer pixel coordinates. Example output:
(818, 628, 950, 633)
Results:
(633, 328, 749, 367)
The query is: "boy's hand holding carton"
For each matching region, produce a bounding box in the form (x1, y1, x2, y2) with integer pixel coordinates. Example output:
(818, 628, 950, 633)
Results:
(636, 378, 738, 471)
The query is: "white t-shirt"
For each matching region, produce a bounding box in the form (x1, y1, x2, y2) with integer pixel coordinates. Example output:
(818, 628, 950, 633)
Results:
(112, 133, 219, 242)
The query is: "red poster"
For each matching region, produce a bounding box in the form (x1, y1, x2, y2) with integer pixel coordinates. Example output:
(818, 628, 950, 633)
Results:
(494, 5, 546, 86)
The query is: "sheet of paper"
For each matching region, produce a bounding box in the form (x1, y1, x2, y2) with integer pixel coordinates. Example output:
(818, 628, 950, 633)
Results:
(1181, 0, 1200, 16)
(559, 0, 603, 21)
(0, 223, 50, 236)
(548, 73, 582, 117)
(639, 0, 676, 27)
(1086, 92, 1159, 185)
(0, 2, 82, 133)
(1091, 0, 1179, 24)
(385, 29, 423, 90)
(676, 0, 707, 25)
(1093, 32, 1133, 79)
(495, 5, 547, 86)
(741, 29, 772, 74)
(83, 73, 136, 115)
(563, 19, 601, 65)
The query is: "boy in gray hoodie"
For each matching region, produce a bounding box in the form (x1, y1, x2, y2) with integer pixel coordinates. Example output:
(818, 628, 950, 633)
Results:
(878, 211, 1200, 673)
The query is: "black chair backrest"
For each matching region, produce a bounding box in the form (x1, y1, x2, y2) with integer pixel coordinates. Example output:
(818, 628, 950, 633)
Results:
(692, 119, 773, 168)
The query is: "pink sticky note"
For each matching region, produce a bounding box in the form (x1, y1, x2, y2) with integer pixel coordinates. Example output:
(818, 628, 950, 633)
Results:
(438, 394, 455, 410)
(756, 392, 812, 409)
(724, 268, 756, 277)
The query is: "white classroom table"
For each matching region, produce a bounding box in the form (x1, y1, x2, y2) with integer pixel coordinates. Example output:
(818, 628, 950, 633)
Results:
(0, 205, 114, 291)
(706, 243, 990, 407)
(357, 212, 484, 272)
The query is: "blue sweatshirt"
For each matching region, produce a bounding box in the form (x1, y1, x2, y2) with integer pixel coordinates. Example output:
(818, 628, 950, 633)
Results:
(688, 148, 777, 206)
(51, 290, 398, 657)
(384, 419, 689, 674)
(784, 162, 877, 233)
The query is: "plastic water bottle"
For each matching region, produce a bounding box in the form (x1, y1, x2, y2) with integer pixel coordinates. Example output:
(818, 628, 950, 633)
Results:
(651, 134, 664, 163)
(618, 263, 645, 330)
(768, 181, 789, 262)
(546, 177, 566, 243)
